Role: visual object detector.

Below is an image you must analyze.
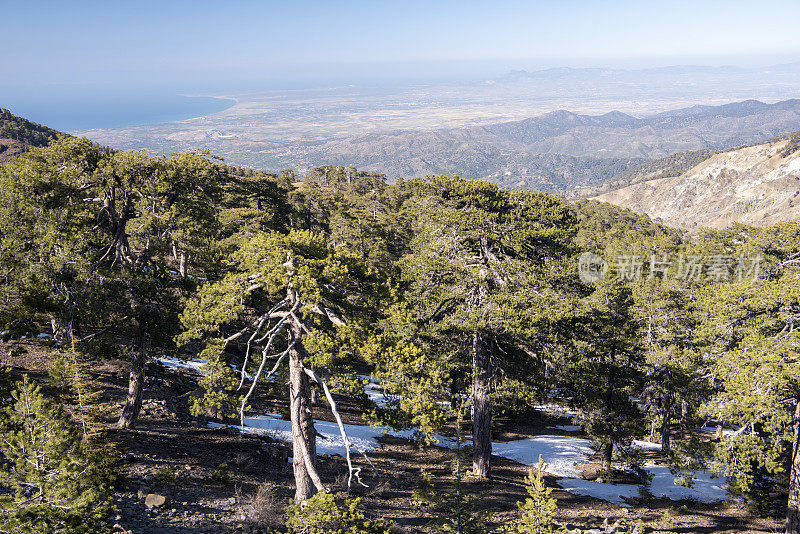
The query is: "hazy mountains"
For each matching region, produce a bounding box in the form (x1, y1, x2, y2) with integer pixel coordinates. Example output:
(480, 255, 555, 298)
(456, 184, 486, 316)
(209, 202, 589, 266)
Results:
(71, 60, 800, 191)
(595, 135, 800, 229)
(297, 99, 800, 192)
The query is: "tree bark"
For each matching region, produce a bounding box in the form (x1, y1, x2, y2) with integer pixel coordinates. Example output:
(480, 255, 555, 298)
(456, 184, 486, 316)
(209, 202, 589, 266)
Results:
(472, 331, 492, 480)
(786, 400, 800, 534)
(118, 322, 146, 429)
(661, 398, 672, 452)
(680, 400, 689, 439)
(602, 440, 613, 472)
(288, 295, 317, 503)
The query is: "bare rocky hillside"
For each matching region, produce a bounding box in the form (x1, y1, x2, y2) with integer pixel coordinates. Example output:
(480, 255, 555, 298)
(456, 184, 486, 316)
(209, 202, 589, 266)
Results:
(594, 138, 800, 229)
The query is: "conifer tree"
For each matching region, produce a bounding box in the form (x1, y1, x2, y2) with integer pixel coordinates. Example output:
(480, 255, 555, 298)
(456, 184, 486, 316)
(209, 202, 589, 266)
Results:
(0, 376, 115, 533)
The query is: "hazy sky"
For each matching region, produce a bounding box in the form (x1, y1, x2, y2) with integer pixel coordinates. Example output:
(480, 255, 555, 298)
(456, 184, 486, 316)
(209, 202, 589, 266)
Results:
(3, 0, 800, 91)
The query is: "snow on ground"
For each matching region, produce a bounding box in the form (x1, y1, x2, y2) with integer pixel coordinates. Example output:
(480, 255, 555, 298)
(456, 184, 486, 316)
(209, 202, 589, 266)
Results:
(154, 356, 268, 381)
(698, 425, 736, 437)
(358, 375, 399, 409)
(533, 403, 579, 417)
(215, 414, 725, 506)
(208, 413, 456, 454)
(184, 361, 727, 506)
(632, 439, 662, 452)
(559, 464, 726, 506)
(558, 478, 639, 506)
(155, 356, 206, 373)
(493, 435, 595, 478)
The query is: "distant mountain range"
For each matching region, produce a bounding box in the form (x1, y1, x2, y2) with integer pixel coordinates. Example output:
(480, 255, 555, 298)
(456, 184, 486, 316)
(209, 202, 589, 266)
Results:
(292, 98, 800, 193)
(594, 134, 800, 229)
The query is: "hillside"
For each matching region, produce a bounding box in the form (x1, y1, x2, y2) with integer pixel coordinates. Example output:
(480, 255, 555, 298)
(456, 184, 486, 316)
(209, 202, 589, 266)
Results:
(594, 136, 800, 229)
(0, 108, 62, 162)
(573, 148, 718, 198)
(281, 98, 800, 192)
(77, 96, 800, 194)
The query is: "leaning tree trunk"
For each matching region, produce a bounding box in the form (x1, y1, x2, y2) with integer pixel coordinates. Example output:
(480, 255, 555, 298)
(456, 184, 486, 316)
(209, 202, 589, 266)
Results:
(118, 322, 146, 429)
(288, 296, 317, 503)
(786, 400, 800, 534)
(472, 331, 492, 480)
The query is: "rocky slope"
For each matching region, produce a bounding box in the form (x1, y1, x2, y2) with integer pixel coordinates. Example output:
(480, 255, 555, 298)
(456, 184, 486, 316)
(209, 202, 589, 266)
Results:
(594, 138, 800, 229)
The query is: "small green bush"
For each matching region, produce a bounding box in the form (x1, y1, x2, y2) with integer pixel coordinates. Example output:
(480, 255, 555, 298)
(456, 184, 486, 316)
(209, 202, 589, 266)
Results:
(285, 492, 392, 534)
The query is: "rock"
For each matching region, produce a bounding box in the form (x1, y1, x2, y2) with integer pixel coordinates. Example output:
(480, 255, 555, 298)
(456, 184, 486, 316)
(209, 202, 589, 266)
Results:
(227, 496, 237, 505)
(144, 494, 169, 509)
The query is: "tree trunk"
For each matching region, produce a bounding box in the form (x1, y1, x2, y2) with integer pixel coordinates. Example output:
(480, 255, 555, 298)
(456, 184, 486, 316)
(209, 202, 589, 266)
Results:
(472, 331, 492, 480)
(288, 306, 317, 503)
(661, 398, 672, 452)
(680, 400, 689, 439)
(179, 251, 187, 278)
(118, 325, 145, 429)
(602, 440, 613, 472)
(786, 401, 800, 534)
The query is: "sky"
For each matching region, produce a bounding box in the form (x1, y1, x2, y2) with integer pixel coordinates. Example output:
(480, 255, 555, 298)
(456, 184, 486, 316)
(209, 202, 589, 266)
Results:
(2, 0, 800, 94)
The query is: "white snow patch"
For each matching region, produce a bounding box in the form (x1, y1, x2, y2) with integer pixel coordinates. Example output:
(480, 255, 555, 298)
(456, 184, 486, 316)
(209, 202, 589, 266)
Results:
(558, 478, 638, 506)
(358, 375, 399, 409)
(493, 435, 595, 478)
(209, 414, 457, 456)
(632, 440, 662, 451)
(645, 464, 726, 503)
(155, 356, 206, 373)
(210, 412, 727, 506)
(533, 403, 578, 417)
(698, 425, 735, 437)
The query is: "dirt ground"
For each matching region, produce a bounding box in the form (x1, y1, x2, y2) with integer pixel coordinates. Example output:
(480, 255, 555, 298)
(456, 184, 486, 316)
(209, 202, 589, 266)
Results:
(0, 339, 784, 533)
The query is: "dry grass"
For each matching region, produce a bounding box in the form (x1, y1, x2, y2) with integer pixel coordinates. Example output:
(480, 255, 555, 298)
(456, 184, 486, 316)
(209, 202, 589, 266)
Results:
(237, 483, 284, 529)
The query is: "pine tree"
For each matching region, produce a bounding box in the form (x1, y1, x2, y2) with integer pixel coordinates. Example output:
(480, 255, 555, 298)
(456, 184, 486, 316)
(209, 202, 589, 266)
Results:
(506, 457, 560, 534)
(0, 376, 115, 533)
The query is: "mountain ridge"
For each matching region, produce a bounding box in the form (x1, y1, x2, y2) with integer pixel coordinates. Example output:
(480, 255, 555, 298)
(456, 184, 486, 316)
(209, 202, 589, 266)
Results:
(593, 135, 800, 229)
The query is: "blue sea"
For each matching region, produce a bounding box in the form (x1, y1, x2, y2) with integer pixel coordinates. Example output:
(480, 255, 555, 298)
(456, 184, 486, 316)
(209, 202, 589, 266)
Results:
(1, 92, 235, 132)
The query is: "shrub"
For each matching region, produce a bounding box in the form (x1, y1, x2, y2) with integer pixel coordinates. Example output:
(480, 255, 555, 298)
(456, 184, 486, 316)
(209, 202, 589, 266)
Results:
(285, 492, 392, 534)
(505, 456, 559, 534)
(190, 343, 242, 421)
(237, 483, 282, 528)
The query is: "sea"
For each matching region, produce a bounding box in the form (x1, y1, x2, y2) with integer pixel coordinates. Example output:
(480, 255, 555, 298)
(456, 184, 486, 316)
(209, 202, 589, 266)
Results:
(1, 92, 236, 132)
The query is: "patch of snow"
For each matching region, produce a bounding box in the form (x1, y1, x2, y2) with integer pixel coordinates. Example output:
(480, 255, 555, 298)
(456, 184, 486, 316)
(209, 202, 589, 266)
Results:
(632, 440, 662, 451)
(155, 356, 206, 373)
(209, 414, 457, 456)
(358, 374, 399, 409)
(698, 425, 735, 437)
(493, 435, 595, 478)
(558, 478, 638, 506)
(533, 403, 578, 418)
(37, 333, 51, 339)
(211, 411, 727, 506)
(645, 464, 726, 503)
